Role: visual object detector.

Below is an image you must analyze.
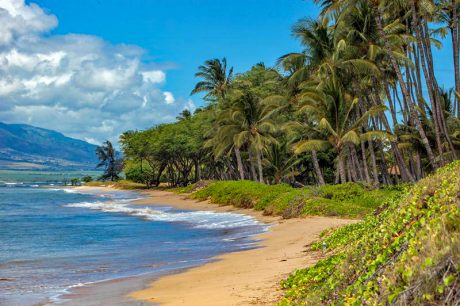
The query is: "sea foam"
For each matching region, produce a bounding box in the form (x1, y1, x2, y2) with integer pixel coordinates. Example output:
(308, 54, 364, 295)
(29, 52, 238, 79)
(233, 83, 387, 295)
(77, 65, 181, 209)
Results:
(64, 200, 261, 229)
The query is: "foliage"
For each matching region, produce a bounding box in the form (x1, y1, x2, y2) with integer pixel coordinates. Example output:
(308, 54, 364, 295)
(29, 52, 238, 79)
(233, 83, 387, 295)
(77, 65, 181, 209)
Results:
(180, 180, 397, 219)
(84, 180, 148, 190)
(81, 176, 92, 183)
(279, 161, 460, 305)
(120, 0, 460, 188)
(96, 140, 123, 181)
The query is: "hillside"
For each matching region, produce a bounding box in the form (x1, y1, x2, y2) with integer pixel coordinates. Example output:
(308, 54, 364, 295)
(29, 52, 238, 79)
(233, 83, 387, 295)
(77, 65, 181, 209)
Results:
(0, 122, 99, 170)
(279, 161, 460, 305)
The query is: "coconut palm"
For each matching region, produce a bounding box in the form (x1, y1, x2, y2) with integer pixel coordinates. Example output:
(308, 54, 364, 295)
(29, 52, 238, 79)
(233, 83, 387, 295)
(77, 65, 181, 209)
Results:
(293, 79, 388, 183)
(191, 58, 233, 101)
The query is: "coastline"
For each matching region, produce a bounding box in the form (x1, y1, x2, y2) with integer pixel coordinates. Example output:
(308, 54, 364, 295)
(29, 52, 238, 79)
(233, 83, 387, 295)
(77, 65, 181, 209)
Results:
(70, 187, 354, 305)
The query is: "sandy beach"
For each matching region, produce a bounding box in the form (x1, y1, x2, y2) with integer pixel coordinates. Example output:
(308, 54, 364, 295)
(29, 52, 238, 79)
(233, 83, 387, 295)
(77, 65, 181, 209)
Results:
(117, 189, 354, 306)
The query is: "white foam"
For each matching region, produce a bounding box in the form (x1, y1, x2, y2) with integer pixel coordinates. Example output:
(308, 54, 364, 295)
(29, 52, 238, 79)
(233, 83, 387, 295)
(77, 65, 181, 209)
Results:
(64, 201, 261, 229)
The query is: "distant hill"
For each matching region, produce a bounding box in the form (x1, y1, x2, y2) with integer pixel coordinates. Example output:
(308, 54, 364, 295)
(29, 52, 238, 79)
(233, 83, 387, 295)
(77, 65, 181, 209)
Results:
(0, 122, 99, 170)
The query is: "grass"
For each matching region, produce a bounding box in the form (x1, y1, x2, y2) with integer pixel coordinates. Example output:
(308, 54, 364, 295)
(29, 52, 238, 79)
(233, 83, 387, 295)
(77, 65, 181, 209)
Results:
(279, 160, 460, 305)
(178, 180, 400, 219)
(84, 180, 148, 190)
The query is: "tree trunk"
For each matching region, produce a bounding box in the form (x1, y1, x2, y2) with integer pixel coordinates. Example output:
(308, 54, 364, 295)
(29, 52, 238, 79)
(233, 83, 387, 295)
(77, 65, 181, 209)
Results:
(338, 149, 346, 184)
(369, 92, 415, 183)
(420, 18, 457, 159)
(249, 150, 257, 181)
(311, 149, 325, 186)
(368, 139, 379, 185)
(360, 141, 372, 185)
(234, 146, 245, 180)
(452, 0, 460, 116)
(194, 159, 201, 182)
(373, 3, 438, 169)
(256, 150, 264, 184)
(410, 1, 445, 164)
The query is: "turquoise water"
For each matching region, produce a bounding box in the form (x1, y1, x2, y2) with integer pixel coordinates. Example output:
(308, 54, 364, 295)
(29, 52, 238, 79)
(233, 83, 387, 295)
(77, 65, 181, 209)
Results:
(0, 176, 266, 305)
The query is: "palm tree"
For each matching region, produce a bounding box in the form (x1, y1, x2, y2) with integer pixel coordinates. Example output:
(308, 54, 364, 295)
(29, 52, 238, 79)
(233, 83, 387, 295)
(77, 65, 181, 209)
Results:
(96, 140, 122, 181)
(191, 58, 233, 101)
(293, 80, 388, 183)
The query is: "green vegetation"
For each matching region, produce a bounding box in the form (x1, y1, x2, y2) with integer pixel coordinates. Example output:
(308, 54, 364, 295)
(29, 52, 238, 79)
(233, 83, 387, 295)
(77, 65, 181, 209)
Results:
(84, 180, 148, 190)
(115, 1, 460, 303)
(120, 1, 460, 189)
(280, 161, 460, 305)
(96, 140, 123, 181)
(178, 180, 399, 219)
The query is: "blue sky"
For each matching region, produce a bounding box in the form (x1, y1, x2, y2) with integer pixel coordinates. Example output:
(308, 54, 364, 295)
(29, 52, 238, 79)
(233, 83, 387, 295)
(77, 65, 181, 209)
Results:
(33, 0, 318, 104)
(0, 1, 456, 144)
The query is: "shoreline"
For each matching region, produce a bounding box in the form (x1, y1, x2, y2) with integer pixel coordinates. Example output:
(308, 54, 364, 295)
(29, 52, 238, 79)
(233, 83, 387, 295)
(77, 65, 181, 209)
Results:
(65, 187, 354, 305)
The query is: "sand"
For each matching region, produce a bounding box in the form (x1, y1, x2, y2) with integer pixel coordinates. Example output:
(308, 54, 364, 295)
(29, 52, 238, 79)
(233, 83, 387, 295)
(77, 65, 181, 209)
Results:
(120, 190, 355, 306)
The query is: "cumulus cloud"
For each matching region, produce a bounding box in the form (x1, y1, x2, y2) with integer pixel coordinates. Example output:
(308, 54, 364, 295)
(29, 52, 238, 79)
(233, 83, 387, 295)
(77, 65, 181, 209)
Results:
(0, 0, 195, 144)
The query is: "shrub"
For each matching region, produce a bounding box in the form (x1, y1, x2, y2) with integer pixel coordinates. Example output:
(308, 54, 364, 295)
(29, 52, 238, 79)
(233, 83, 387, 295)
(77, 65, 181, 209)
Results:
(318, 182, 365, 201)
(81, 176, 92, 183)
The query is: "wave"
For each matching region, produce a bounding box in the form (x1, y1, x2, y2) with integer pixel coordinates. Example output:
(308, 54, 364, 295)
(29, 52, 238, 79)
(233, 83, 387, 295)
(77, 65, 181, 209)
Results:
(64, 201, 261, 229)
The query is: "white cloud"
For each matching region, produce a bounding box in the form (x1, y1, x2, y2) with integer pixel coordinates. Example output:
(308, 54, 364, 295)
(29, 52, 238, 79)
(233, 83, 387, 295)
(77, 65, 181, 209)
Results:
(0, 0, 191, 144)
(163, 91, 175, 104)
(142, 70, 165, 84)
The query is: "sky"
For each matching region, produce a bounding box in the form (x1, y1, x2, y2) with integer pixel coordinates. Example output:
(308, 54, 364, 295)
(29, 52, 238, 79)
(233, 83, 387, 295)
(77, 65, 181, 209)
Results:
(0, 0, 456, 145)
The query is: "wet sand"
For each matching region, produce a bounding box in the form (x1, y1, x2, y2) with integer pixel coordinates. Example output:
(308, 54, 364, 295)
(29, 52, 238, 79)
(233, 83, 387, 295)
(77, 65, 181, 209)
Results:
(67, 187, 354, 305)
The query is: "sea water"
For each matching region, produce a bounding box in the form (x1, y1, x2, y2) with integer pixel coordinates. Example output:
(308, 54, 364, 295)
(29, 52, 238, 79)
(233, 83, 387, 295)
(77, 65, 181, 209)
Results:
(0, 177, 267, 305)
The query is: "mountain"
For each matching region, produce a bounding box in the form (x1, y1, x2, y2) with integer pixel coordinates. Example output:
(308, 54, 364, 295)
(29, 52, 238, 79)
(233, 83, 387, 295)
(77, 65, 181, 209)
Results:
(0, 122, 99, 170)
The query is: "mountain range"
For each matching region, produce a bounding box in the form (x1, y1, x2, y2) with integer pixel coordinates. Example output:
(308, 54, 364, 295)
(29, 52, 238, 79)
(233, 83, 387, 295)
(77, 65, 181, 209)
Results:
(0, 122, 99, 170)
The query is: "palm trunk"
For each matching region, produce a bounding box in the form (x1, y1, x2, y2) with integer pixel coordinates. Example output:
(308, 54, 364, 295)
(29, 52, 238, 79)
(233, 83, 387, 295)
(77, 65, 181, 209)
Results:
(338, 149, 346, 184)
(311, 149, 325, 186)
(249, 150, 257, 181)
(373, 3, 437, 170)
(360, 141, 371, 185)
(369, 91, 414, 183)
(234, 147, 245, 180)
(256, 150, 264, 184)
(420, 19, 457, 160)
(452, 0, 460, 116)
(410, 1, 444, 164)
(368, 139, 379, 185)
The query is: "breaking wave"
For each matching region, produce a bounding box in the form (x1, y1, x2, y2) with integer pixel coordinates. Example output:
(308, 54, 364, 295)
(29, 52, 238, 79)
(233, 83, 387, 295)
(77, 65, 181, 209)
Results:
(64, 201, 261, 230)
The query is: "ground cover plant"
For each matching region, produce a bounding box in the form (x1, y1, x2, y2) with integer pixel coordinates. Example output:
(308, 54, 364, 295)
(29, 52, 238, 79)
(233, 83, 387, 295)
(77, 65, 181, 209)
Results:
(279, 161, 460, 305)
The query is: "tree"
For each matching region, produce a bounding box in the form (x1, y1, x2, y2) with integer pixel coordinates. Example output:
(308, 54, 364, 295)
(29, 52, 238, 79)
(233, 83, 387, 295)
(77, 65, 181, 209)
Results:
(96, 140, 123, 181)
(191, 58, 233, 101)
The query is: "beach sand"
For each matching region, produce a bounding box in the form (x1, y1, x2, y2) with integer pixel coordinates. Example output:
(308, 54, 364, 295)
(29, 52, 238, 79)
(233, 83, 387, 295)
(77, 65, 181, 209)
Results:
(121, 189, 354, 306)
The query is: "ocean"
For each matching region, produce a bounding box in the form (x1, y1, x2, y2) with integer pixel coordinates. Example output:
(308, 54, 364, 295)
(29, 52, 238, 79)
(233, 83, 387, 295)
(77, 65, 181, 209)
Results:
(0, 173, 267, 305)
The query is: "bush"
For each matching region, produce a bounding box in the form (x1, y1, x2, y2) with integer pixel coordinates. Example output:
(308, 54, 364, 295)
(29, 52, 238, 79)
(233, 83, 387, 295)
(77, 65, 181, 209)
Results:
(318, 182, 365, 201)
(185, 181, 398, 219)
(81, 176, 92, 183)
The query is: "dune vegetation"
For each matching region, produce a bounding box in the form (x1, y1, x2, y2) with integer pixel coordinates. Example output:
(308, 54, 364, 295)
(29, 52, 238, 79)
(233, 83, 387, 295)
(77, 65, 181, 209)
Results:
(176, 180, 401, 219)
(280, 160, 460, 305)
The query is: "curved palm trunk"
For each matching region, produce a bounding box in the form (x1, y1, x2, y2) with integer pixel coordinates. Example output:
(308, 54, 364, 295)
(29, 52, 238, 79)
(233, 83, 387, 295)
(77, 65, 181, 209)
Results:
(410, 1, 445, 164)
(373, 4, 437, 170)
(311, 150, 325, 186)
(234, 147, 245, 180)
